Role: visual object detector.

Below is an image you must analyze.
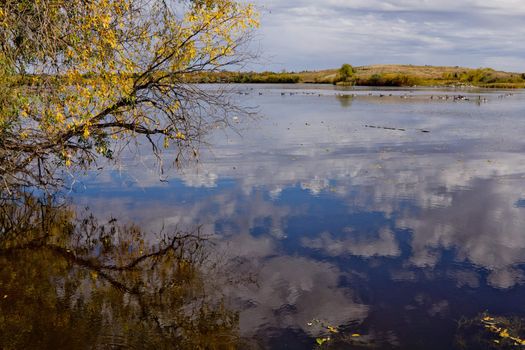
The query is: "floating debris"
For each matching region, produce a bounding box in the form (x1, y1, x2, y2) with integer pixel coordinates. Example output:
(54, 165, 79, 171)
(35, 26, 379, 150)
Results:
(365, 124, 406, 132)
(456, 312, 525, 348)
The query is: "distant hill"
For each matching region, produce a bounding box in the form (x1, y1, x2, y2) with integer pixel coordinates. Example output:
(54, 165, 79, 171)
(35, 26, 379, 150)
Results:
(191, 64, 525, 88)
(297, 64, 525, 87)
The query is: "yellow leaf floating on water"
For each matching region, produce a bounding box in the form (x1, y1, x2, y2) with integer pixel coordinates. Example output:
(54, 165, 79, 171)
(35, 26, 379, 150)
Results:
(481, 314, 525, 345)
(316, 337, 330, 346)
(327, 326, 338, 333)
(352, 333, 361, 337)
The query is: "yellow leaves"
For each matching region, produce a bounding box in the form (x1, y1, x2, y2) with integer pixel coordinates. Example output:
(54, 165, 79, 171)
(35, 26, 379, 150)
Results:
(55, 111, 65, 124)
(65, 48, 75, 60)
(100, 14, 111, 29)
(481, 313, 525, 346)
(316, 337, 330, 346)
(509, 336, 525, 346)
(105, 31, 118, 49)
(122, 58, 134, 73)
(308, 319, 364, 347)
(183, 0, 258, 51)
(158, 85, 171, 94)
(90, 271, 98, 280)
(62, 149, 72, 167)
(113, 0, 130, 15)
(327, 326, 338, 334)
(168, 101, 181, 113)
(0, 7, 7, 28)
(4, 0, 258, 171)
(155, 45, 166, 57)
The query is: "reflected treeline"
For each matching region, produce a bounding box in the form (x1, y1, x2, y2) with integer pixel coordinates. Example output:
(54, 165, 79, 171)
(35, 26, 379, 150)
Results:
(0, 194, 240, 350)
(335, 94, 353, 108)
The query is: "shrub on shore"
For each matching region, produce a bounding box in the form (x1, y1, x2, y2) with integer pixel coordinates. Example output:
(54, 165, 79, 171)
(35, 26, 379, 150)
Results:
(356, 73, 421, 87)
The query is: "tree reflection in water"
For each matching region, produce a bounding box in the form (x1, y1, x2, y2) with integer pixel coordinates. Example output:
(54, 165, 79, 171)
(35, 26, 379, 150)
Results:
(0, 194, 240, 350)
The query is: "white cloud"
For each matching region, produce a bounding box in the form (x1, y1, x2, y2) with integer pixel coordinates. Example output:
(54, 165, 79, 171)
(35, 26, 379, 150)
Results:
(230, 255, 368, 336)
(249, 0, 525, 72)
(301, 229, 401, 258)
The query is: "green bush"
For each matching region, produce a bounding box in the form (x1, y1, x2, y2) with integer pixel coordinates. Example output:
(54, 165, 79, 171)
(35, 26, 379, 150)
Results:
(368, 73, 383, 85)
(459, 68, 497, 84)
(333, 64, 355, 85)
(231, 72, 299, 83)
(357, 73, 420, 87)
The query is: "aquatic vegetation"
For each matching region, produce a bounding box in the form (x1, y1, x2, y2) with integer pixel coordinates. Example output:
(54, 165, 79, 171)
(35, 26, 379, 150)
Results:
(481, 314, 525, 346)
(456, 312, 525, 349)
(308, 319, 364, 349)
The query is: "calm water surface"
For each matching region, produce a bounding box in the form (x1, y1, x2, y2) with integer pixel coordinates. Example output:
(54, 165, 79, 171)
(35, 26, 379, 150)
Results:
(4, 84, 525, 349)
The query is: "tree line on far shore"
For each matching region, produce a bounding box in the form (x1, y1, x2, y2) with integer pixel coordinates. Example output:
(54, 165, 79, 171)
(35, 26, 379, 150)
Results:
(187, 64, 525, 88)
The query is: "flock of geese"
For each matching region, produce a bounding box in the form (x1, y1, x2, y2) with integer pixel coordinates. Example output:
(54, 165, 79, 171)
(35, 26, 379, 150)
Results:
(234, 89, 519, 104)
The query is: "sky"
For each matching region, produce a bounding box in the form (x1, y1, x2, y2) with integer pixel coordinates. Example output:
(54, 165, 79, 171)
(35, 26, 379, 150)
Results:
(247, 0, 525, 72)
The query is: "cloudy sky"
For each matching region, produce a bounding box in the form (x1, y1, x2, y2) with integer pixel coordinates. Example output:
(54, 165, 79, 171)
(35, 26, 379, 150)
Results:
(248, 0, 525, 72)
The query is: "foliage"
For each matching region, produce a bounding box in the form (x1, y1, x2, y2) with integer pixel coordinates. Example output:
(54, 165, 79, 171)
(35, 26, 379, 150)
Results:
(441, 68, 525, 87)
(186, 71, 300, 83)
(0, 0, 258, 190)
(334, 63, 355, 84)
(481, 315, 525, 346)
(357, 73, 421, 87)
(443, 68, 499, 84)
(154, 65, 525, 88)
(232, 72, 300, 83)
(339, 64, 354, 79)
(308, 319, 365, 349)
(331, 63, 355, 85)
(455, 312, 525, 349)
(213, 65, 525, 88)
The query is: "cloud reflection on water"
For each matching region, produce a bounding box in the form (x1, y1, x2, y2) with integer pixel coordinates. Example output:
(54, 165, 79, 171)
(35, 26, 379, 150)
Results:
(75, 87, 525, 343)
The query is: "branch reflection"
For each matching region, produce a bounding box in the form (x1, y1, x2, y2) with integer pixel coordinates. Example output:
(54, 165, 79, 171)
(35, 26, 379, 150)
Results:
(0, 195, 240, 349)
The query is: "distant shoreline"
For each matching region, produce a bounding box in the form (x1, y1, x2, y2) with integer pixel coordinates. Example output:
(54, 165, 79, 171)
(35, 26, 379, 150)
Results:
(189, 64, 525, 89)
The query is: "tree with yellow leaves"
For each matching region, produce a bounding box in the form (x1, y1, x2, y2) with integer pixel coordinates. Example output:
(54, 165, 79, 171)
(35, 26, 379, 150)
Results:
(0, 0, 258, 190)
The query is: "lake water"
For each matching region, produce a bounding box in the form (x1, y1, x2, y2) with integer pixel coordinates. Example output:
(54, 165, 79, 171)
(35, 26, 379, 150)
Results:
(3, 84, 525, 349)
